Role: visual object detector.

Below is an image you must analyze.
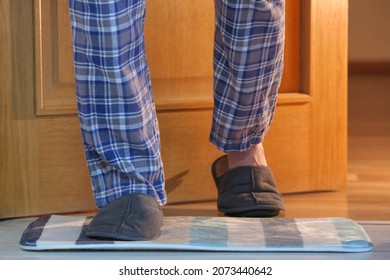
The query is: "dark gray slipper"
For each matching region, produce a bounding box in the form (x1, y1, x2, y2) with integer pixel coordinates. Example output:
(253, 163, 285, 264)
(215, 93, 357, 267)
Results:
(212, 156, 285, 217)
(86, 193, 163, 241)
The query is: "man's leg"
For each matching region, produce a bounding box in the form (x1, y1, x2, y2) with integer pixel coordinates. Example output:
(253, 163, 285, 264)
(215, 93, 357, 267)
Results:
(210, 0, 285, 216)
(69, 0, 165, 240)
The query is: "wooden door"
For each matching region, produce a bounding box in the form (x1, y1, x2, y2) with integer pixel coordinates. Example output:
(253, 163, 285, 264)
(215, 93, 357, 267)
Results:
(0, 0, 348, 218)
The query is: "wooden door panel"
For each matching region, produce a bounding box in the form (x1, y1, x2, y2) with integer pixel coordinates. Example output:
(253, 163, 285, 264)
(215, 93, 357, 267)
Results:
(0, 0, 347, 218)
(38, 118, 95, 213)
(35, 0, 302, 114)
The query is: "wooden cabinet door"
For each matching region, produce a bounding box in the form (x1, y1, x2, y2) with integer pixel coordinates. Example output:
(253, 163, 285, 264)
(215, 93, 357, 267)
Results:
(0, 0, 347, 218)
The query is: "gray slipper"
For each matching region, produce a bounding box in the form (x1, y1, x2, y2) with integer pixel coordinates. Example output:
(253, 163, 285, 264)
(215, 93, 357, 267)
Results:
(212, 156, 285, 217)
(86, 193, 163, 241)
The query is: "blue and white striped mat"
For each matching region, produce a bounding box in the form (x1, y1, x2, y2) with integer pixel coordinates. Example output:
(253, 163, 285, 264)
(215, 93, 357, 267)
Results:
(19, 215, 373, 252)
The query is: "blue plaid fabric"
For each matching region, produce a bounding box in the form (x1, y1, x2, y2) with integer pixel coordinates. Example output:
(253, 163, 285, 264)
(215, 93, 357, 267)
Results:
(68, 0, 285, 207)
(69, 0, 166, 207)
(210, 0, 285, 151)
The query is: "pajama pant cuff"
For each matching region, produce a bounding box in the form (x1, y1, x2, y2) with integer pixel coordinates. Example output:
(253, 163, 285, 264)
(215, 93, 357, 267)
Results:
(209, 131, 264, 153)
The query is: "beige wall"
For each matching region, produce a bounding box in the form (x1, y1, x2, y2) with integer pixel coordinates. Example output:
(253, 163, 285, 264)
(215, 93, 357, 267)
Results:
(349, 0, 390, 62)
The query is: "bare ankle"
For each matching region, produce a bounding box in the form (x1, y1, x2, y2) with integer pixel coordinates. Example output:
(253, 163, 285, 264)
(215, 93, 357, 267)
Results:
(227, 143, 268, 170)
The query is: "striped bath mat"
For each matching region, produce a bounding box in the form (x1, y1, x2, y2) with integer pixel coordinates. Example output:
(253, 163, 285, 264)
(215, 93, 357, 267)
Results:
(19, 215, 373, 252)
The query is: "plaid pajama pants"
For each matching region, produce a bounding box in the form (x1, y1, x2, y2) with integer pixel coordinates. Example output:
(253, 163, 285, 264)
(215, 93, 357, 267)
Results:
(68, 0, 285, 207)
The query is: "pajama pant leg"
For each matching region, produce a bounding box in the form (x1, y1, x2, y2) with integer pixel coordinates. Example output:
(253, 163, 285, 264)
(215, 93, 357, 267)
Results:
(69, 0, 284, 207)
(68, 0, 166, 207)
(210, 0, 285, 152)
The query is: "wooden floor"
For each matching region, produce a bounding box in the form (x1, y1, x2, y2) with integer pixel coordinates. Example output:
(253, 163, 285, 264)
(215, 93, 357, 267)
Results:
(346, 72, 390, 221)
(1, 72, 389, 260)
